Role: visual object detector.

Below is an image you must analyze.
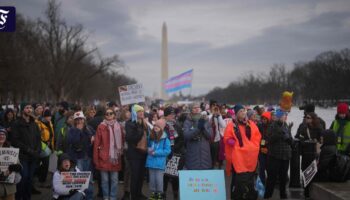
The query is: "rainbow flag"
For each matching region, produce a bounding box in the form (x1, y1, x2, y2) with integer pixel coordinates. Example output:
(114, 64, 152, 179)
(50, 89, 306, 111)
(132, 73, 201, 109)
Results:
(165, 69, 193, 93)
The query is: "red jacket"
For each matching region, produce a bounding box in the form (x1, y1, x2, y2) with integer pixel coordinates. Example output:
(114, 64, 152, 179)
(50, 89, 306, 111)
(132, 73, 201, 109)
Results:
(224, 120, 261, 175)
(93, 123, 124, 172)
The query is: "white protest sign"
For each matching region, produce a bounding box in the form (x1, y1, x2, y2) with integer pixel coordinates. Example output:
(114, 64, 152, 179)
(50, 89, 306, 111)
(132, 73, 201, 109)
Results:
(58, 171, 91, 192)
(118, 84, 145, 106)
(301, 160, 317, 187)
(165, 154, 181, 177)
(0, 148, 19, 183)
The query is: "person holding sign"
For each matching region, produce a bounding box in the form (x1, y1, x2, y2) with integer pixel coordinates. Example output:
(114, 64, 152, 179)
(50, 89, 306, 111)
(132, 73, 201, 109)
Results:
(125, 105, 148, 200)
(146, 119, 171, 200)
(0, 128, 22, 200)
(93, 108, 124, 200)
(53, 153, 85, 200)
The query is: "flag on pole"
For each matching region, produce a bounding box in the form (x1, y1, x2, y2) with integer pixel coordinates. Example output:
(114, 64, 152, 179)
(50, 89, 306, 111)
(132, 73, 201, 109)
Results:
(165, 69, 193, 93)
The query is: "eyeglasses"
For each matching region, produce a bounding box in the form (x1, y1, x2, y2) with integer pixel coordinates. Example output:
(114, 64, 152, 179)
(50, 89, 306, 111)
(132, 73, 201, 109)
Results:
(105, 112, 114, 116)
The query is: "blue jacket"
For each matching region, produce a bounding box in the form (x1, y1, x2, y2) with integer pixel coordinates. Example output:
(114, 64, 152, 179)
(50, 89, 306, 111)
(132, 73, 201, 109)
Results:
(146, 132, 171, 170)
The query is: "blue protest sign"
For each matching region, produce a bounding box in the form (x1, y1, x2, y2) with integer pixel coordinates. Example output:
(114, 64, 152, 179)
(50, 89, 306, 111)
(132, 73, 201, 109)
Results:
(179, 170, 226, 200)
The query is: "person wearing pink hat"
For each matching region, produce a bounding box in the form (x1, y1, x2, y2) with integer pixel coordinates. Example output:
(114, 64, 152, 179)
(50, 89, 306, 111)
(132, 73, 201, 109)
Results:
(330, 102, 350, 154)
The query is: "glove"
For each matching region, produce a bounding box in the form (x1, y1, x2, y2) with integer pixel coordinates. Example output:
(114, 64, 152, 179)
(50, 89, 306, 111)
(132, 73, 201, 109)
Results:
(227, 138, 235, 146)
(197, 119, 205, 130)
(69, 189, 78, 195)
(8, 164, 22, 173)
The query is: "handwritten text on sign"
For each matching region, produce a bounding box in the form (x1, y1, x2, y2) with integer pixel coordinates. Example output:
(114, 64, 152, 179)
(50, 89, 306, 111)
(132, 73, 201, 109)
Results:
(118, 84, 145, 106)
(0, 148, 19, 183)
(179, 170, 226, 200)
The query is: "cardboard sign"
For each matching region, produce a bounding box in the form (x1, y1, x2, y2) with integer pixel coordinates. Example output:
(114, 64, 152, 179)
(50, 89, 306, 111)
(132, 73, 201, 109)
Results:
(0, 148, 19, 183)
(118, 83, 145, 106)
(302, 160, 317, 187)
(179, 170, 226, 200)
(58, 171, 91, 192)
(165, 154, 181, 177)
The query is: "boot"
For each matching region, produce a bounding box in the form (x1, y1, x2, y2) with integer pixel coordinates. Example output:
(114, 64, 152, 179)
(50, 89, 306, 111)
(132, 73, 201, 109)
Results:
(149, 192, 157, 200)
(121, 191, 130, 200)
(157, 193, 164, 200)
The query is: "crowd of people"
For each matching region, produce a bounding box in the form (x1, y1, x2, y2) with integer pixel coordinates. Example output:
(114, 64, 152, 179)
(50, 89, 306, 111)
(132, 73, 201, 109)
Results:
(0, 100, 349, 200)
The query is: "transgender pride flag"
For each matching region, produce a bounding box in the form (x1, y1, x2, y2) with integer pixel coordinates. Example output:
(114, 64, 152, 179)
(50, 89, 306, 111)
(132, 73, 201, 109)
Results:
(165, 69, 193, 93)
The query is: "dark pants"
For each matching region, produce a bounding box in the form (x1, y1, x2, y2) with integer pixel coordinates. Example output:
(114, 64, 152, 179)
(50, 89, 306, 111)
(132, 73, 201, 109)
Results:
(264, 156, 289, 199)
(163, 175, 179, 197)
(258, 153, 267, 185)
(129, 158, 146, 200)
(16, 160, 37, 200)
(210, 141, 221, 168)
(38, 156, 49, 183)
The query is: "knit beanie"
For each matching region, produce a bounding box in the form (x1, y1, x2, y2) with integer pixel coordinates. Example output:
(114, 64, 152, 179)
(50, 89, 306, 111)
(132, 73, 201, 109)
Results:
(337, 103, 349, 114)
(233, 104, 244, 115)
(275, 109, 287, 119)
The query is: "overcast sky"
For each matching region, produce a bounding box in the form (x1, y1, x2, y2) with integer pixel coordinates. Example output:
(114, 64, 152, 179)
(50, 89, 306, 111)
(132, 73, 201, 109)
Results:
(5, 0, 350, 96)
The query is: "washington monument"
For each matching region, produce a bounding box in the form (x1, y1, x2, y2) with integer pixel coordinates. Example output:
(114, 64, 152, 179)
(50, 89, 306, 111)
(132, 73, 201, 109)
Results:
(161, 22, 168, 99)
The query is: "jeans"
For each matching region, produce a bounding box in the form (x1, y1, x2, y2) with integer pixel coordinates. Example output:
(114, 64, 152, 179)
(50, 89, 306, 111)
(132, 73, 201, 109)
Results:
(16, 160, 37, 200)
(100, 171, 118, 200)
(264, 156, 289, 199)
(76, 158, 94, 200)
(129, 158, 146, 200)
(149, 169, 164, 193)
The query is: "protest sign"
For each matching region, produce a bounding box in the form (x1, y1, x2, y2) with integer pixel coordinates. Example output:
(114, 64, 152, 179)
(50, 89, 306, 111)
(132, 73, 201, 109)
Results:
(165, 154, 182, 177)
(179, 170, 226, 200)
(0, 148, 19, 183)
(301, 160, 317, 187)
(57, 171, 91, 192)
(118, 83, 145, 106)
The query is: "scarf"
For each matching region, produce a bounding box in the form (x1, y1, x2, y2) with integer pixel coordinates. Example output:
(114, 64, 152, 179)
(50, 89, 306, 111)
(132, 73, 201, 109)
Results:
(165, 120, 178, 146)
(102, 119, 123, 164)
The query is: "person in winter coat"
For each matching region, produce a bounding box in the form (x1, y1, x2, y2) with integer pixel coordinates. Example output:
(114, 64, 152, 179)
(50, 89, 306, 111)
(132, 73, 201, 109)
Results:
(119, 109, 131, 200)
(162, 106, 185, 200)
(93, 108, 124, 200)
(125, 105, 148, 200)
(315, 129, 337, 182)
(56, 112, 74, 155)
(224, 104, 261, 200)
(295, 112, 323, 143)
(183, 103, 212, 170)
(258, 111, 272, 185)
(54, 101, 69, 144)
(0, 109, 16, 143)
(36, 109, 55, 188)
(208, 105, 226, 169)
(0, 128, 22, 200)
(11, 102, 41, 200)
(146, 119, 171, 200)
(52, 153, 85, 200)
(66, 111, 94, 200)
(330, 103, 350, 154)
(264, 109, 292, 199)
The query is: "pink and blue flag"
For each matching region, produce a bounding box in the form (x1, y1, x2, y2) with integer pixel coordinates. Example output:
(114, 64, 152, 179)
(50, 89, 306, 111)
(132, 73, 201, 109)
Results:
(165, 69, 193, 93)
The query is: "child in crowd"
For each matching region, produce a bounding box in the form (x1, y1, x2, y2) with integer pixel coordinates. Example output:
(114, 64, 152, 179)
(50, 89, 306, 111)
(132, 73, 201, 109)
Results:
(146, 119, 171, 200)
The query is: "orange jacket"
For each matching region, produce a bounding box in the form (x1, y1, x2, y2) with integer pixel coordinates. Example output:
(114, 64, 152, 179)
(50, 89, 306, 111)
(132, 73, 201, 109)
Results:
(224, 120, 261, 175)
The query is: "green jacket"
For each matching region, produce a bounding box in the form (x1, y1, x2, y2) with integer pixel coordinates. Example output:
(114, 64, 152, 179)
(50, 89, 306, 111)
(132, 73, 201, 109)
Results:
(332, 119, 350, 152)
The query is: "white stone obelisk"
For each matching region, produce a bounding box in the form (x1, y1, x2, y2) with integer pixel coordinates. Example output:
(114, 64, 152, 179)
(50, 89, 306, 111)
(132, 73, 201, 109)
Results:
(161, 22, 169, 99)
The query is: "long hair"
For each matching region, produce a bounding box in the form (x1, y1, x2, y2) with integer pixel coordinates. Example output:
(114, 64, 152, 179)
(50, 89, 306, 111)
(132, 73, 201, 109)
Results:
(308, 112, 321, 129)
(150, 127, 163, 142)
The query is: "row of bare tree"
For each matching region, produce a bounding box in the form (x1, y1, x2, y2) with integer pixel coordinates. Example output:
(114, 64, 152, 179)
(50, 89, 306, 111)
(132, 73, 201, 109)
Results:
(206, 48, 350, 105)
(0, 0, 135, 104)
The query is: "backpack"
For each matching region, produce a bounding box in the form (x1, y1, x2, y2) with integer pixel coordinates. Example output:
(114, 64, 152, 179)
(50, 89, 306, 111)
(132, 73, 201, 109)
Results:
(329, 153, 350, 182)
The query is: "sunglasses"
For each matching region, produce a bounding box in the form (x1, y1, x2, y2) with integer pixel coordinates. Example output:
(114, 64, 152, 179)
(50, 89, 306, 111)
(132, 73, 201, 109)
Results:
(105, 112, 114, 116)
(305, 116, 311, 119)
